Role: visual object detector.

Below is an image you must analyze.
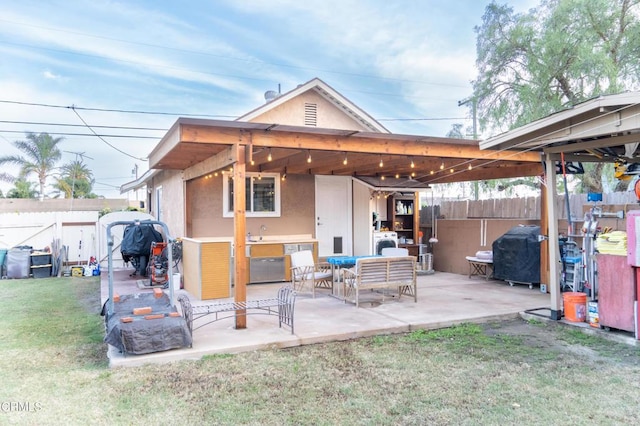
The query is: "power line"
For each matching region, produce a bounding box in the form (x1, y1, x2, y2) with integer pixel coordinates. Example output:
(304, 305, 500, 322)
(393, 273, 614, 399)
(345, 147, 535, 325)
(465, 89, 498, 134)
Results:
(0, 119, 167, 131)
(0, 129, 158, 139)
(71, 106, 146, 161)
(0, 99, 237, 118)
(0, 98, 470, 125)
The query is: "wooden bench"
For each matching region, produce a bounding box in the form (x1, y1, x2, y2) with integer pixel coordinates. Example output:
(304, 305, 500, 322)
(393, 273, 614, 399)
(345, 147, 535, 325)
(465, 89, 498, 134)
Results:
(177, 286, 296, 335)
(342, 256, 417, 307)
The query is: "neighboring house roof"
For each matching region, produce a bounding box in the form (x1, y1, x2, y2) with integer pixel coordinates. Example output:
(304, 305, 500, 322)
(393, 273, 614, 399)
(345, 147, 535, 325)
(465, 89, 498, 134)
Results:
(120, 168, 159, 194)
(236, 77, 390, 133)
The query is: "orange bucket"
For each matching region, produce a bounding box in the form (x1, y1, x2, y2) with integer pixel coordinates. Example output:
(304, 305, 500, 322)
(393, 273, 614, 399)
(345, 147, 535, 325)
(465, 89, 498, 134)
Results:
(563, 292, 587, 322)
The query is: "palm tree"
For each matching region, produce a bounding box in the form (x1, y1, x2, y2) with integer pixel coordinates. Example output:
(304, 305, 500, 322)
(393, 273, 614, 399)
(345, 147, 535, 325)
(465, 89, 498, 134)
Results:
(54, 160, 95, 198)
(0, 132, 63, 201)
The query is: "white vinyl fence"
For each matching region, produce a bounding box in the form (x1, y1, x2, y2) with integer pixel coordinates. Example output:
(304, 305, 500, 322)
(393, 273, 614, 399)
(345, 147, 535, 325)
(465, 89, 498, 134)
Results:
(0, 210, 154, 271)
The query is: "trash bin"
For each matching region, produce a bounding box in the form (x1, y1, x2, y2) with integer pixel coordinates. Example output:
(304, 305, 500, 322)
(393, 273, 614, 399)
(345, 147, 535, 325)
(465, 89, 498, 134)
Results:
(0, 248, 7, 277)
(7, 247, 32, 279)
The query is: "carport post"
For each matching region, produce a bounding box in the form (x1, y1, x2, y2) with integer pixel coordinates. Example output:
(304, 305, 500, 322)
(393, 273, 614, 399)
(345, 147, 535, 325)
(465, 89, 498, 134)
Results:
(544, 154, 562, 319)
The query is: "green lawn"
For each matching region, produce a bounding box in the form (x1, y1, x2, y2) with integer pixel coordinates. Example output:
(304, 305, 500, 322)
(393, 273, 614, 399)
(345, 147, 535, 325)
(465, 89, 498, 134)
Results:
(1, 276, 639, 425)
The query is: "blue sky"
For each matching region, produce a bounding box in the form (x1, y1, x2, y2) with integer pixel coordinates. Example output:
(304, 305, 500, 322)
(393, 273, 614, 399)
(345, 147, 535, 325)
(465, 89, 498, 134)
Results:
(0, 0, 536, 198)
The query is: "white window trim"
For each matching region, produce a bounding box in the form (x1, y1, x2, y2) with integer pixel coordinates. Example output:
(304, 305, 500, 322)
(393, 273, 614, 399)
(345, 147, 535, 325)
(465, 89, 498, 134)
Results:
(155, 185, 163, 221)
(222, 172, 281, 218)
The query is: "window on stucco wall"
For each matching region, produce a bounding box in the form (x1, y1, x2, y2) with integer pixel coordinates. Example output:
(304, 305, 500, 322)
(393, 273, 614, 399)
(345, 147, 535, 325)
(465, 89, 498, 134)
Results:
(222, 172, 281, 218)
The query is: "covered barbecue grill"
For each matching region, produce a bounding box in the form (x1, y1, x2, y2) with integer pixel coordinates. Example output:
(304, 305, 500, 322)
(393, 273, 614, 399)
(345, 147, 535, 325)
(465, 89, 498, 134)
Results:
(492, 225, 541, 286)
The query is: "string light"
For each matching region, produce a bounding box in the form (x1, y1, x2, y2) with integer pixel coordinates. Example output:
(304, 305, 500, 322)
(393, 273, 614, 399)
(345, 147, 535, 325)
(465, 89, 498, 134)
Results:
(379, 155, 384, 167)
(410, 157, 415, 168)
(430, 170, 434, 175)
(440, 162, 444, 170)
(267, 148, 272, 162)
(468, 164, 473, 170)
(395, 173, 400, 179)
(307, 150, 312, 163)
(343, 152, 348, 165)
(450, 168, 454, 173)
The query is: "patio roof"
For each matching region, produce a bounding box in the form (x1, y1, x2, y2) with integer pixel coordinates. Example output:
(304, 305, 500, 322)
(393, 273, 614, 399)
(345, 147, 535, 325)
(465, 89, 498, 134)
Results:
(148, 118, 542, 186)
(480, 92, 640, 163)
(479, 90, 640, 322)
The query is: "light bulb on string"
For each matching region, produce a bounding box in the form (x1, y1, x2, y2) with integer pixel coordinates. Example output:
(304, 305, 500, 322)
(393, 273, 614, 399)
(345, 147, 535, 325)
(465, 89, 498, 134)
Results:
(343, 153, 348, 165)
(267, 148, 272, 162)
(307, 150, 312, 163)
(379, 156, 384, 167)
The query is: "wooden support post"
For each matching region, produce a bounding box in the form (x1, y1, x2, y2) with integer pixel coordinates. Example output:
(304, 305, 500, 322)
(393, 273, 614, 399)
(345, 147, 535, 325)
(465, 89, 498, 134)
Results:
(233, 143, 247, 330)
(540, 174, 549, 289)
(544, 155, 562, 319)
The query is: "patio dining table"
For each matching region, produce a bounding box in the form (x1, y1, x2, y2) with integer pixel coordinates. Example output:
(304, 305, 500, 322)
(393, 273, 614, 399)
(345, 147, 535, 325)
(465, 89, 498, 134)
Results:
(326, 255, 379, 299)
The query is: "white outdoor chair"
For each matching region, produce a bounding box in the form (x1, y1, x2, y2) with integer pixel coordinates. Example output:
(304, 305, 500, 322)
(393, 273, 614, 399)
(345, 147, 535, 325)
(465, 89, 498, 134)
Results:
(290, 250, 333, 297)
(381, 247, 409, 256)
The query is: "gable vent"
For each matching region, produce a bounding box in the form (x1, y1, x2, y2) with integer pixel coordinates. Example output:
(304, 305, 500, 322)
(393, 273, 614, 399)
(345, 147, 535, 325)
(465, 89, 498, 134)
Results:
(304, 103, 317, 127)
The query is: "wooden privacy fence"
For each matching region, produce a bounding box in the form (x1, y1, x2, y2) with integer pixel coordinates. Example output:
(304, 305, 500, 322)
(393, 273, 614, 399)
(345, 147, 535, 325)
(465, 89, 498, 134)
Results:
(434, 192, 639, 220)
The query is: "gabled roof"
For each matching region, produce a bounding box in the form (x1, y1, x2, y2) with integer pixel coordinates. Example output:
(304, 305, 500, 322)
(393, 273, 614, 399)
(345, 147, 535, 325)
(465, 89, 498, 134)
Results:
(236, 77, 390, 133)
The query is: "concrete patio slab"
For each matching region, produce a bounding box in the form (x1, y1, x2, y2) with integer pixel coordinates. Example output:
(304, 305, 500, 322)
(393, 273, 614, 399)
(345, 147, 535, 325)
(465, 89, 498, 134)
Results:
(102, 268, 549, 368)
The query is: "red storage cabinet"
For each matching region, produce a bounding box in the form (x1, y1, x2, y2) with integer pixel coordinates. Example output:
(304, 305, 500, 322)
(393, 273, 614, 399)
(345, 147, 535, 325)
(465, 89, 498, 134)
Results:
(597, 254, 636, 333)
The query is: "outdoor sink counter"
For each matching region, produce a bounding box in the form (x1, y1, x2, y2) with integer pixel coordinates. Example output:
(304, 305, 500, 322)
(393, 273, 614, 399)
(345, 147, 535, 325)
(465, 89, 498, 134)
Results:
(245, 235, 318, 284)
(182, 235, 317, 299)
(246, 234, 316, 243)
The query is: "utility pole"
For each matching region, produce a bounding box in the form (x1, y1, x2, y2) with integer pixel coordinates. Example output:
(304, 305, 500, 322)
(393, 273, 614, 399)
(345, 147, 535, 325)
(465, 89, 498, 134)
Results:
(458, 98, 479, 200)
(132, 164, 139, 201)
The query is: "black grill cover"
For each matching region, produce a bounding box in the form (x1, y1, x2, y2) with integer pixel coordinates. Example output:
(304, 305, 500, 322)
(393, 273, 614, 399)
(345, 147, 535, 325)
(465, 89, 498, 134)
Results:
(492, 225, 540, 284)
(121, 220, 163, 256)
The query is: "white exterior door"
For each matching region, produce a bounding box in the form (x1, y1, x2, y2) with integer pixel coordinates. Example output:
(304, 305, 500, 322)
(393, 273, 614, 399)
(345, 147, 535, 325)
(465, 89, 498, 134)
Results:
(315, 176, 352, 257)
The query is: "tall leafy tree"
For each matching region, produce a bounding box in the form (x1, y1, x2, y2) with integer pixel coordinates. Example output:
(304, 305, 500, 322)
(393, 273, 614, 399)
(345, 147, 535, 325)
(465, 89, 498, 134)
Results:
(6, 177, 38, 199)
(470, 0, 640, 192)
(0, 132, 63, 201)
(54, 159, 97, 199)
